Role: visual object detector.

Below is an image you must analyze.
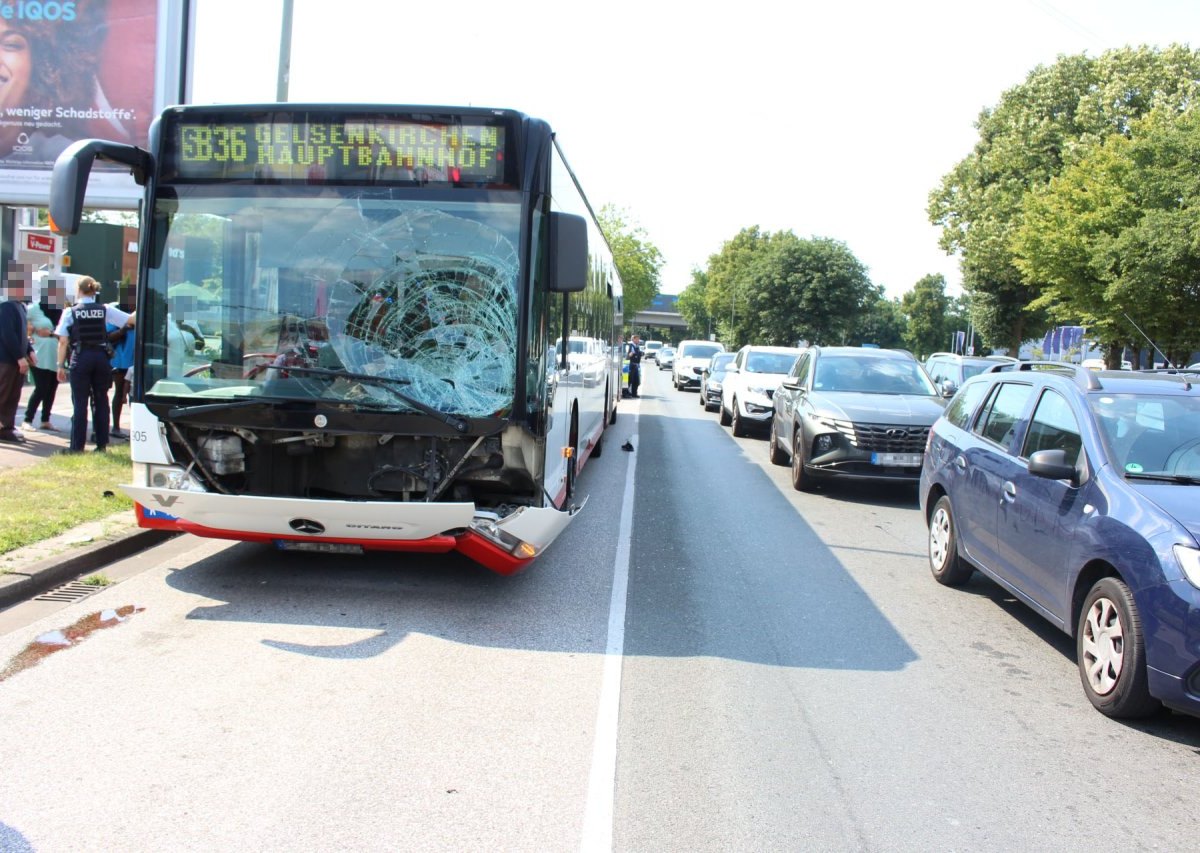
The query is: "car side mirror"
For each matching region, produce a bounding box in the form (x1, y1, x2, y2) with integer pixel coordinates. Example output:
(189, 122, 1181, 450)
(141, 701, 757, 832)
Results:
(781, 379, 801, 391)
(940, 379, 958, 397)
(726, 364, 739, 373)
(1028, 448, 1077, 483)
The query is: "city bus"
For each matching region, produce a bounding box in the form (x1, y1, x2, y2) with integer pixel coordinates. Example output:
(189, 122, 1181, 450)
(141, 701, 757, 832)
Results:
(49, 105, 622, 574)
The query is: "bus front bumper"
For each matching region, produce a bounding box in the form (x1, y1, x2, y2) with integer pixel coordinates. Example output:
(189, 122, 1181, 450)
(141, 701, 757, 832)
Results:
(125, 486, 582, 575)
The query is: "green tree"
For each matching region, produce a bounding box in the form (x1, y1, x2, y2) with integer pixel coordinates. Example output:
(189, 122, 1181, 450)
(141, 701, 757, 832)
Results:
(675, 268, 712, 340)
(748, 233, 875, 347)
(597, 205, 662, 323)
(901, 274, 952, 358)
(851, 291, 907, 349)
(1014, 107, 1200, 366)
(702, 226, 771, 346)
(929, 45, 1200, 353)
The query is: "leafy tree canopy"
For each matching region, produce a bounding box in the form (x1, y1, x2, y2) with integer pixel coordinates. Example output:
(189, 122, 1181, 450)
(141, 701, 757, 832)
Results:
(597, 205, 662, 322)
(929, 44, 1200, 353)
(901, 274, 951, 359)
(1014, 106, 1200, 365)
(701, 228, 875, 348)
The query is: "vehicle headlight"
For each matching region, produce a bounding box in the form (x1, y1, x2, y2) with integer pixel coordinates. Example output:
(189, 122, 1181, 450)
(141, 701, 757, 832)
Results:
(709, 380, 722, 391)
(147, 464, 206, 492)
(1174, 544, 1200, 588)
(748, 385, 770, 396)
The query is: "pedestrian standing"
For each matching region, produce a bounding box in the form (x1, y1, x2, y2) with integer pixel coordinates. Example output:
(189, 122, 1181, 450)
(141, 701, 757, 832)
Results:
(627, 335, 643, 398)
(0, 272, 35, 445)
(107, 304, 135, 438)
(22, 284, 65, 431)
(54, 277, 133, 453)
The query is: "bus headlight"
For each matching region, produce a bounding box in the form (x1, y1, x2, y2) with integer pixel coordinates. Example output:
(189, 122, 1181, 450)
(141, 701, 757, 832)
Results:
(147, 464, 206, 492)
(471, 514, 539, 558)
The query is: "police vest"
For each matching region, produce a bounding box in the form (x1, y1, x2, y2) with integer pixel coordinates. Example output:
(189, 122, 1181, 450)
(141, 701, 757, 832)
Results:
(71, 305, 108, 350)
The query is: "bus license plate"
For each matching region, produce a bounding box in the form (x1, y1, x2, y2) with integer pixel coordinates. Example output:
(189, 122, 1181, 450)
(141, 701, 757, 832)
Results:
(275, 541, 364, 555)
(871, 452, 923, 467)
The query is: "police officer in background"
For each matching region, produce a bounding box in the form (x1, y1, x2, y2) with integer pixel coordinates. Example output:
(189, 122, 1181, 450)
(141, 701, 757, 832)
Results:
(54, 277, 134, 453)
(626, 335, 643, 398)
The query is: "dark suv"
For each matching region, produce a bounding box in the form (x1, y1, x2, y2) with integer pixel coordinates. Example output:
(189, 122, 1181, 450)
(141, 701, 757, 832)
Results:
(920, 363, 1200, 718)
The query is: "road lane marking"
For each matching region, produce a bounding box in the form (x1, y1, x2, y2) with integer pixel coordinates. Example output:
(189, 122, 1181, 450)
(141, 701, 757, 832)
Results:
(580, 411, 637, 852)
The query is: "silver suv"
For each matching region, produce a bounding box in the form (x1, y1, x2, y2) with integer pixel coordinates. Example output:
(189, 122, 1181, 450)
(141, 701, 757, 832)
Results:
(924, 352, 1016, 396)
(769, 347, 946, 491)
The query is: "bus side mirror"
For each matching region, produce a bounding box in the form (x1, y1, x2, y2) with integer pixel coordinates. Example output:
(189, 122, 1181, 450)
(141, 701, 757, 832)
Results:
(548, 212, 588, 293)
(50, 139, 152, 235)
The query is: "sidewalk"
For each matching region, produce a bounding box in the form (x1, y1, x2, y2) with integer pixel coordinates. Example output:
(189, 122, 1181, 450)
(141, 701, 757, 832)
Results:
(1, 374, 130, 466)
(0, 377, 170, 609)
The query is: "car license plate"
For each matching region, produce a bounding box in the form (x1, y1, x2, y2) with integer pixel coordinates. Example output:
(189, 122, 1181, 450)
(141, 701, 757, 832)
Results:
(275, 540, 364, 555)
(871, 452, 923, 467)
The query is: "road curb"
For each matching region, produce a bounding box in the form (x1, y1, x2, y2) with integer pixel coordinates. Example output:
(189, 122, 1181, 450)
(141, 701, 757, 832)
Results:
(0, 529, 176, 610)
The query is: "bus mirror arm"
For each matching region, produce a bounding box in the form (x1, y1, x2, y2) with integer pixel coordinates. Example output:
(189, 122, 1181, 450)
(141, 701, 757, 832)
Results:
(50, 139, 152, 235)
(548, 212, 588, 294)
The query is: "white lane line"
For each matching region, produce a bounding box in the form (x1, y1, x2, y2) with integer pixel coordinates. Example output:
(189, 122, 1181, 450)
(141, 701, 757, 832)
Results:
(580, 411, 638, 853)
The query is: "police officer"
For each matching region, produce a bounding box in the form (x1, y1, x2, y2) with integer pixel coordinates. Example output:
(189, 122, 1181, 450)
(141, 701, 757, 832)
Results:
(627, 335, 643, 398)
(54, 277, 133, 453)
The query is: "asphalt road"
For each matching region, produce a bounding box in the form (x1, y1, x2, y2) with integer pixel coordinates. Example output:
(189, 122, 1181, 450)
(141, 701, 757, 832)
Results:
(1, 367, 1198, 852)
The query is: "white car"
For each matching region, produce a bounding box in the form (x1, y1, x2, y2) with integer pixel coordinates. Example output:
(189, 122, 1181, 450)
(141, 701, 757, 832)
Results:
(719, 345, 806, 436)
(672, 339, 726, 390)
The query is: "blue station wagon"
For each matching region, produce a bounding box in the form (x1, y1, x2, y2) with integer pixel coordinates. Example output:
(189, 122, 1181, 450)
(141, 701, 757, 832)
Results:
(920, 364, 1200, 718)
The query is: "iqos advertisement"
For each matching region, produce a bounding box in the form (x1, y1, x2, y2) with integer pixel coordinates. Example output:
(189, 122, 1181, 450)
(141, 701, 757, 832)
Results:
(0, 0, 186, 207)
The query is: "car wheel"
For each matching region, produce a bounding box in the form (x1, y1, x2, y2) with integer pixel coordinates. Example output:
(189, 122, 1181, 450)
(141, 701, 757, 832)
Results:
(790, 431, 815, 491)
(769, 417, 789, 466)
(719, 398, 732, 426)
(927, 496, 973, 586)
(731, 398, 748, 437)
(1077, 577, 1160, 718)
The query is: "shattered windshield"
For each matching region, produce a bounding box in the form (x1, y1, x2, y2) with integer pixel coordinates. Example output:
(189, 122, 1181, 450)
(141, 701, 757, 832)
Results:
(142, 186, 522, 418)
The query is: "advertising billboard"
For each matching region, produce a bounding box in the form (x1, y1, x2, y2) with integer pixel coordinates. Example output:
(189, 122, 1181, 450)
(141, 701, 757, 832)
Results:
(0, 0, 186, 207)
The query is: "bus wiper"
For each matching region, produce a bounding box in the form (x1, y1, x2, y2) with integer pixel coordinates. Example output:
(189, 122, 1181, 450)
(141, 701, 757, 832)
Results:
(164, 399, 281, 421)
(266, 365, 469, 433)
(1124, 471, 1200, 485)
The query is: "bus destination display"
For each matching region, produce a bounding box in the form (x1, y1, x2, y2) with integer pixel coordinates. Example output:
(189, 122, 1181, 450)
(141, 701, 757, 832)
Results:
(167, 117, 508, 184)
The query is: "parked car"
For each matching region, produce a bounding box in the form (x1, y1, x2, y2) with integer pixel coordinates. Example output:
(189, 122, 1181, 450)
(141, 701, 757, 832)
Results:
(719, 345, 805, 436)
(769, 347, 945, 489)
(672, 340, 726, 389)
(656, 347, 676, 370)
(924, 352, 1018, 396)
(700, 352, 736, 411)
(920, 363, 1200, 718)
(644, 340, 664, 362)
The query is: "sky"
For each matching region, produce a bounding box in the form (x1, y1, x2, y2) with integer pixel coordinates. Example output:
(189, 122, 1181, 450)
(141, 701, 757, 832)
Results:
(190, 0, 1200, 299)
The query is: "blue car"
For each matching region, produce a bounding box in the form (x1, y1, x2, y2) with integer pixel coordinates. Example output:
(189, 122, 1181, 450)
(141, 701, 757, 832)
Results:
(920, 364, 1200, 718)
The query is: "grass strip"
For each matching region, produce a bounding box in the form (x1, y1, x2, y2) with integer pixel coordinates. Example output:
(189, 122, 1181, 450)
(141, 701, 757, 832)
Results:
(0, 446, 134, 555)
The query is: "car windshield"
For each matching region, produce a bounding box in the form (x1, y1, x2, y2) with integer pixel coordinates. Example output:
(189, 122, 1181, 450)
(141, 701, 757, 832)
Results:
(813, 356, 937, 395)
(141, 185, 522, 418)
(680, 343, 722, 359)
(710, 354, 734, 374)
(746, 352, 801, 374)
(1090, 392, 1200, 476)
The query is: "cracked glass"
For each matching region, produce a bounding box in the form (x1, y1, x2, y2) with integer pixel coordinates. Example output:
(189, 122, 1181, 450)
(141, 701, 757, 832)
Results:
(143, 187, 522, 419)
